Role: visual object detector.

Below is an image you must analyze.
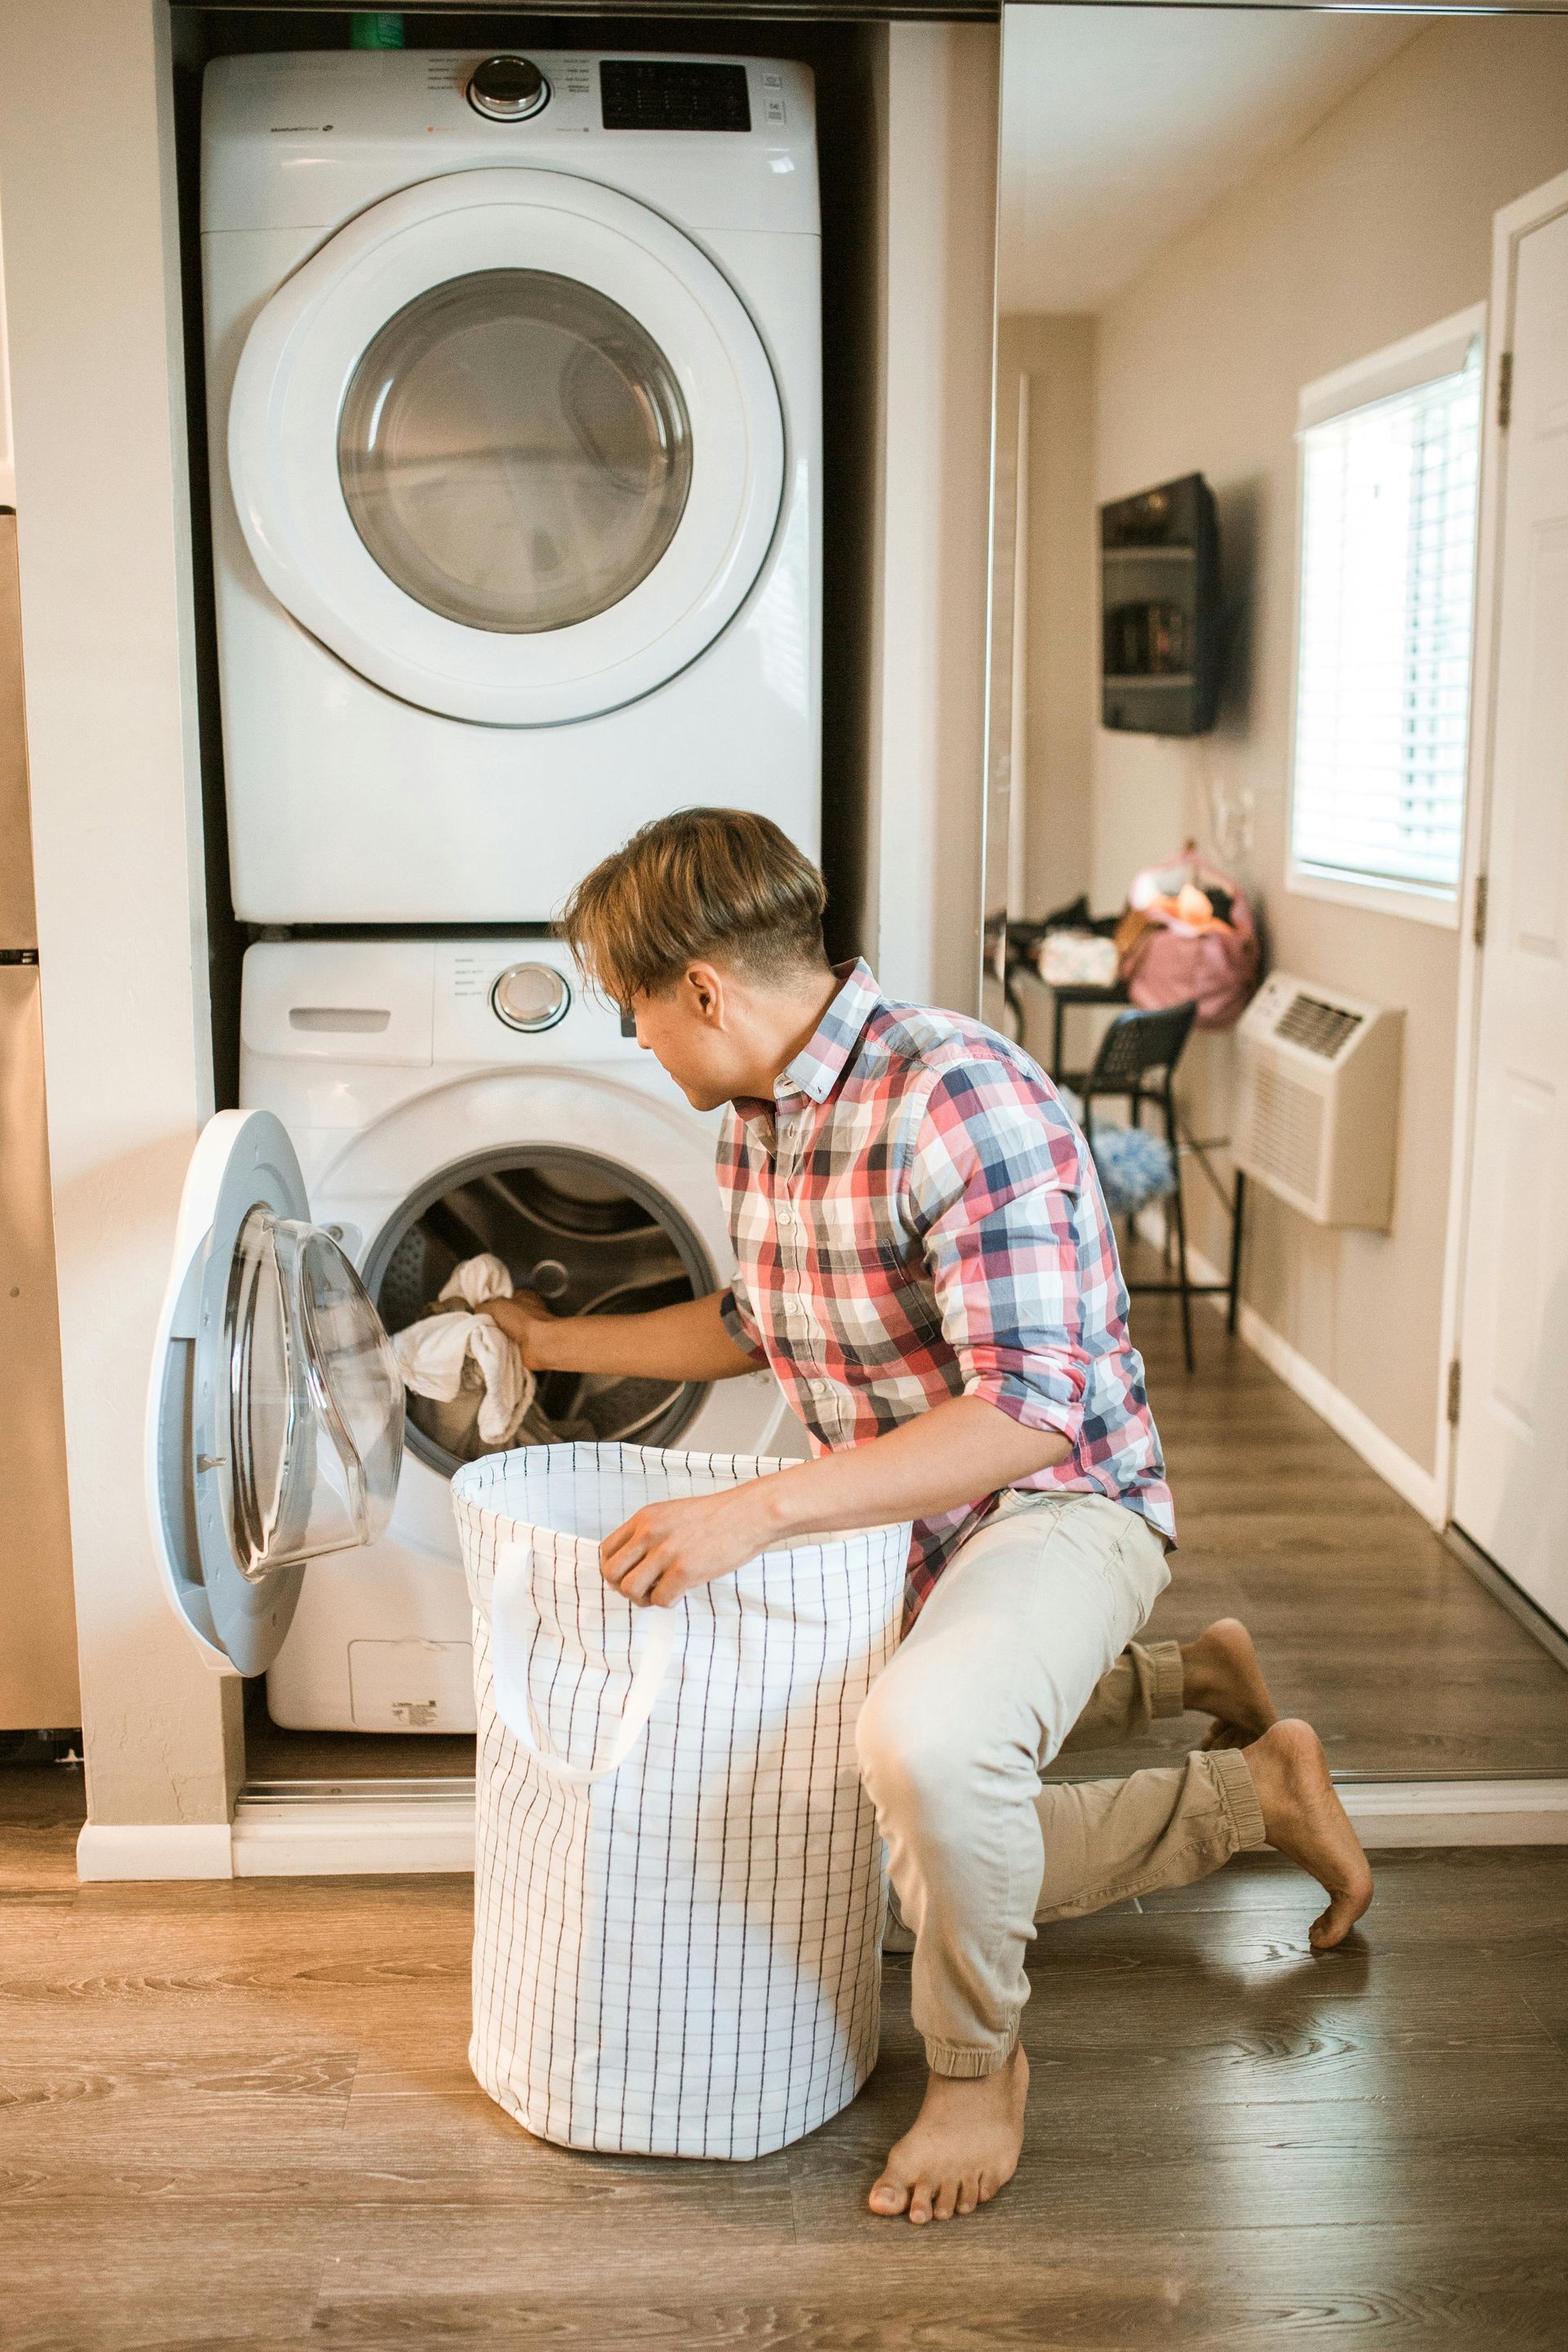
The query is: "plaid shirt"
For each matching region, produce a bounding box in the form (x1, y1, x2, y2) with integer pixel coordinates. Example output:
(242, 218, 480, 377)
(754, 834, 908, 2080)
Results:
(718, 959, 1174, 1618)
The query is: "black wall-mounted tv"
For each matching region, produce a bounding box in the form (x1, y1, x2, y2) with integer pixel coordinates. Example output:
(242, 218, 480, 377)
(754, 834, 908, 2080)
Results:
(1100, 473, 1221, 737)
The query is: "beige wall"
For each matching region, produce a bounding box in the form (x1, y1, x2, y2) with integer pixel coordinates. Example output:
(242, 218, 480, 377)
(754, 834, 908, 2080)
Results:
(1088, 17, 1568, 1476)
(0, 0, 241, 1844)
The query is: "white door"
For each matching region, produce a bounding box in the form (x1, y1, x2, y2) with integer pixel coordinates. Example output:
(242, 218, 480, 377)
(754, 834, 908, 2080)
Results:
(228, 168, 785, 727)
(1453, 196, 1568, 1635)
(147, 1111, 404, 1673)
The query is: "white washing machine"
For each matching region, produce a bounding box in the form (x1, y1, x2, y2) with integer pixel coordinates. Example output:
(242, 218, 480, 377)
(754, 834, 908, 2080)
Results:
(147, 936, 800, 1731)
(203, 47, 821, 924)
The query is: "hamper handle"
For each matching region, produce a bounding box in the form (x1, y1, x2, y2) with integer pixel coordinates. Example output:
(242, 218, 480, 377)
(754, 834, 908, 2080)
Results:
(492, 1540, 676, 1786)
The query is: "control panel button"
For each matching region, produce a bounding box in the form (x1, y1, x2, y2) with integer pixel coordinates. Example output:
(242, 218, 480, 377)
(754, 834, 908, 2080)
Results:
(492, 962, 570, 1032)
(467, 55, 550, 122)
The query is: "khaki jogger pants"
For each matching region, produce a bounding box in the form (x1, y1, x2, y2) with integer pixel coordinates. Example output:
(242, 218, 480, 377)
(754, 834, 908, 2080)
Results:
(856, 1489, 1268, 2078)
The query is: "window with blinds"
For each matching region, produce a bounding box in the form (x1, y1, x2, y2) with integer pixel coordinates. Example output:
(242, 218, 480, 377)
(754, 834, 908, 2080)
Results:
(1288, 310, 1486, 916)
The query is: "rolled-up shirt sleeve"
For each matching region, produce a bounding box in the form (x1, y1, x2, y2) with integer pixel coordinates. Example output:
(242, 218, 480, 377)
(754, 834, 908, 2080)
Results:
(718, 1273, 769, 1369)
(910, 1065, 1089, 1447)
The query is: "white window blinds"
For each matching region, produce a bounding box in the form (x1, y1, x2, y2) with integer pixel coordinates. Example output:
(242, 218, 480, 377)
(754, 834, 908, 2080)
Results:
(1290, 323, 1484, 905)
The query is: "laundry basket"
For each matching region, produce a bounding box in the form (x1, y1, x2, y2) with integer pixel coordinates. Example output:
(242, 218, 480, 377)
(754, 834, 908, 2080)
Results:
(452, 1443, 910, 2160)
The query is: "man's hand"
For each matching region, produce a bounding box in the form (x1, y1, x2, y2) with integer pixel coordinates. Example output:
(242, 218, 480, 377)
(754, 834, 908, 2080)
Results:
(479, 1289, 558, 1370)
(599, 1485, 774, 1609)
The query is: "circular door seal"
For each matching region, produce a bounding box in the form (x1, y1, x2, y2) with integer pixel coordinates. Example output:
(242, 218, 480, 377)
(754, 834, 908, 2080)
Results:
(229, 170, 786, 728)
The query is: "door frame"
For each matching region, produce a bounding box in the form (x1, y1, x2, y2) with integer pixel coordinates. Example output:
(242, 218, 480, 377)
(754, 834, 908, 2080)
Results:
(1436, 164, 1568, 1530)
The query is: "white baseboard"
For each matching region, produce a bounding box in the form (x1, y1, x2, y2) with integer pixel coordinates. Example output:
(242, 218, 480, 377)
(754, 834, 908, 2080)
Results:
(1340, 1780, 1568, 1846)
(75, 1775, 1568, 1882)
(1135, 1210, 1443, 1526)
(230, 1784, 475, 1878)
(77, 1820, 234, 1880)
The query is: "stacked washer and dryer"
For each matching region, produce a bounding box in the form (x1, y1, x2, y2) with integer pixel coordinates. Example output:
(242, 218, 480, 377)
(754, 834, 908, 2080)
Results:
(146, 46, 819, 1730)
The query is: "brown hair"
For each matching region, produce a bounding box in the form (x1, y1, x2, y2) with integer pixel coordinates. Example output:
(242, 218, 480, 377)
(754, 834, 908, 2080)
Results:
(559, 808, 829, 1003)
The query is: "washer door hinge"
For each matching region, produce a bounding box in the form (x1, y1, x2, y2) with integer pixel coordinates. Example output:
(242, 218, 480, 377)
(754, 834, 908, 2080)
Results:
(1498, 350, 1513, 431)
(1446, 1359, 1463, 1427)
(1473, 871, 1489, 951)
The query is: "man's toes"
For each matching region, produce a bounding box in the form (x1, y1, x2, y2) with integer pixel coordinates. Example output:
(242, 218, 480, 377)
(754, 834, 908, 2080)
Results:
(932, 2178, 959, 2222)
(907, 2180, 934, 2225)
(956, 2172, 980, 2216)
(868, 2173, 911, 2217)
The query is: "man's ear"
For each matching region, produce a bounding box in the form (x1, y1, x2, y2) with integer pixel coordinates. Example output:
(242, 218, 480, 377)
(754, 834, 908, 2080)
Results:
(681, 961, 728, 1025)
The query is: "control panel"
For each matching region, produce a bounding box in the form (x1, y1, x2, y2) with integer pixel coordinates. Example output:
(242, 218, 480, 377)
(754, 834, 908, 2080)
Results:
(599, 59, 751, 133)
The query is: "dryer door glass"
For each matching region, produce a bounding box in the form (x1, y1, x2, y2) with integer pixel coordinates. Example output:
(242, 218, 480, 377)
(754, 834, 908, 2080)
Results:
(337, 269, 693, 633)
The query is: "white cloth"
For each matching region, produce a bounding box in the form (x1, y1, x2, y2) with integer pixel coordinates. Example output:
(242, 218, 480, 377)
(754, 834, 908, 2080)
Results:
(452, 1443, 911, 2159)
(392, 1254, 536, 1447)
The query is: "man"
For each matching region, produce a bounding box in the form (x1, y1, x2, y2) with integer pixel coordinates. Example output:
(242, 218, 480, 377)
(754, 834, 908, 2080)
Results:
(486, 808, 1372, 2226)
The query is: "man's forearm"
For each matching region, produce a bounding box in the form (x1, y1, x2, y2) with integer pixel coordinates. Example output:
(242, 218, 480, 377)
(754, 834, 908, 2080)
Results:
(746, 1397, 1071, 1545)
(522, 1289, 760, 1383)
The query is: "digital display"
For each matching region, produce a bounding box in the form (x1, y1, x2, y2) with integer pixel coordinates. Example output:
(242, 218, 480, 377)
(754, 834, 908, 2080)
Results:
(600, 60, 751, 134)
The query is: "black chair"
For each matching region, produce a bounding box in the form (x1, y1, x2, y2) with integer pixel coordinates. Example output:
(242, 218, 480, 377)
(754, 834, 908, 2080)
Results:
(1068, 1001, 1205, 1371)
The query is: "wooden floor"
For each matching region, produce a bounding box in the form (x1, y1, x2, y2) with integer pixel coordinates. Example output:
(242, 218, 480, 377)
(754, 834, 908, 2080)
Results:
(4, 1766, 1567, 2350)
(1048, 1278, 1568, 1780)
(247, 1280, 1568, 1788)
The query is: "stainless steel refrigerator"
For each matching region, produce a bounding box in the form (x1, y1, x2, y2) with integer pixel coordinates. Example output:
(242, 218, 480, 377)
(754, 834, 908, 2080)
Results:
(1, 506, 78, 1729)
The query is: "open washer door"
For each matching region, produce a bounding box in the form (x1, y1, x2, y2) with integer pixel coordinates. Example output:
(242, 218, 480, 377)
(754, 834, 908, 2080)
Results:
(146, 1111, 405, 1674)
(229, 169, 786, 727)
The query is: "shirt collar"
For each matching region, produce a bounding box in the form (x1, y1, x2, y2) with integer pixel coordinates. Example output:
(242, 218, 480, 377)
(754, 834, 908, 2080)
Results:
(772, 957, 882, 1106)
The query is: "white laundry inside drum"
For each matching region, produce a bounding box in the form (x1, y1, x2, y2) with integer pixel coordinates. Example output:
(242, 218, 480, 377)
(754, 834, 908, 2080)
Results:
(368, 1147, 711, 1472)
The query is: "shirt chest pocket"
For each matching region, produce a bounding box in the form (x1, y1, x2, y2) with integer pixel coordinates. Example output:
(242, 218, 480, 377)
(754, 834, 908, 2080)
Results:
(802, 1232, 946, 1353)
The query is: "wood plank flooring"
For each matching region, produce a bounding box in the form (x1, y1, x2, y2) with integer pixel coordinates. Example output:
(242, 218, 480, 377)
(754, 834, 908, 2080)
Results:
(247, 1279, 1568, 1788)
(4, 1766, 1567, 2350)
(1049, 1278, 1568, 1778)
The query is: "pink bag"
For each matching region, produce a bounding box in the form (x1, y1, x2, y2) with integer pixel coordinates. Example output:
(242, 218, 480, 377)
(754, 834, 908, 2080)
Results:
(1117, 846, 1260, 1031)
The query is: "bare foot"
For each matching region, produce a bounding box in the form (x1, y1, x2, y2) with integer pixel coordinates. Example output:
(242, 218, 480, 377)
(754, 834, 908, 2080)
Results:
(1180, 1617, 1280, 1748)
(1245, 1718, 1374, 1949)
(868, 2045, 1029, 2225)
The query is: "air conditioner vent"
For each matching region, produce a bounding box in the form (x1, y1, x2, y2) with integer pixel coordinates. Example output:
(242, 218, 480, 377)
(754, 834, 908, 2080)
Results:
(1234, 973, 1404, 1228)
(1246, 1061, 1325, 1200)
(1273, 992, 1364, 1060)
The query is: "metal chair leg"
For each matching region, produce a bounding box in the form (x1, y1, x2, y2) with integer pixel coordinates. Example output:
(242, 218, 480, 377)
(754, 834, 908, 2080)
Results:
(1167, 1092, 1195, 1374)
(1227, 1168, 1246, 1336)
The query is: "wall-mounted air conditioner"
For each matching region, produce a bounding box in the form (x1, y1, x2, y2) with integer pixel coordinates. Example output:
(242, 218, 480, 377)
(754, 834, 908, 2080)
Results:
(1234, 973, 1404, 1230)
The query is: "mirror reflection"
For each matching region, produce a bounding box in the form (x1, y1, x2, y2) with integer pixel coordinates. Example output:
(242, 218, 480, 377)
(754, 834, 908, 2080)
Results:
(991, 5, 1568, 1781)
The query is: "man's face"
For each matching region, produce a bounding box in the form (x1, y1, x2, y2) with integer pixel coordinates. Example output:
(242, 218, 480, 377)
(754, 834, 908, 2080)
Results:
(628, 967, 749, 1111)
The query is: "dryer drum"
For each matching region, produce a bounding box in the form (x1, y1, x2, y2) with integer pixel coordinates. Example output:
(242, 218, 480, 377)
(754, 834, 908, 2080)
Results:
(364, 1145, 712, 1472)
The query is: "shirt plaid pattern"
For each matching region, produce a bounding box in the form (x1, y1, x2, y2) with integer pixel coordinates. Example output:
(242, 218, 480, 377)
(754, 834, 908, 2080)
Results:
(718, 960, 1175, 1618)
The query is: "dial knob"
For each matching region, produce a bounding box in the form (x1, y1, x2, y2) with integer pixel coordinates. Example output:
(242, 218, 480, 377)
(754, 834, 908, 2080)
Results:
(466, 54, 550, 122)
(491, 962, 570, 1033)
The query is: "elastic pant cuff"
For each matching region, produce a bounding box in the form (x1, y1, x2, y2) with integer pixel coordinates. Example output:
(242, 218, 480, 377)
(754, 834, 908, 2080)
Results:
(1211, 1743, 1268, 1852)
(923, 2029, 1018, 2080)
(1151, 1640, 1186, 1717)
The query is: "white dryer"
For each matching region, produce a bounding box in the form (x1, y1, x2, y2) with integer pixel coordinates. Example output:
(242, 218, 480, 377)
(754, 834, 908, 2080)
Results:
(203, 48, 821, 924)
(148, 936, 799, 1732)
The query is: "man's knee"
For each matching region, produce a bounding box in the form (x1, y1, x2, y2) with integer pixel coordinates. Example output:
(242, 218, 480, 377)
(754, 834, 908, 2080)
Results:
(856, 1668, 1007, 1846)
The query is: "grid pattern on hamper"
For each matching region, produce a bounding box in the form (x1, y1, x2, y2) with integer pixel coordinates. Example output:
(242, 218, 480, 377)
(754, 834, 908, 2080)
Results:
(452, 1444, 908, 2159)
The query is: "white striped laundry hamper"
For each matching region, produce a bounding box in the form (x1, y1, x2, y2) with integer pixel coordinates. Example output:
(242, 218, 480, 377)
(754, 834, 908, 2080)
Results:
(451, 1443, 910, 2159)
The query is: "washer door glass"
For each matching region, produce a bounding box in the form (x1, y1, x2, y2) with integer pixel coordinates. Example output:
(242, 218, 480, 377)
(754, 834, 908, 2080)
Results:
(148, 1109, 408, 1677)
(228, 1209, 405, 1576)
(337, 270, 693, 635)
